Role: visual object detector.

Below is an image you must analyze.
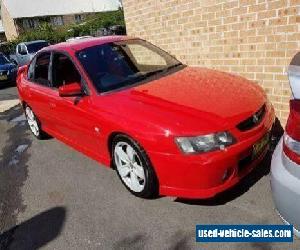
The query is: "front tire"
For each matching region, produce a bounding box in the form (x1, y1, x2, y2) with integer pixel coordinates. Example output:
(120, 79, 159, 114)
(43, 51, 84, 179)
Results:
(112, 135, 158, 198)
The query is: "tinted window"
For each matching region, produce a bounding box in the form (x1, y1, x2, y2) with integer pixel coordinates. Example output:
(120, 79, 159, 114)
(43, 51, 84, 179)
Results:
(52, 53, 81, 88)
(76, 39, 182, 93)
(0, 54, 10, 65)
(27, 42, 49, 54)
(34, 52, 50, 86)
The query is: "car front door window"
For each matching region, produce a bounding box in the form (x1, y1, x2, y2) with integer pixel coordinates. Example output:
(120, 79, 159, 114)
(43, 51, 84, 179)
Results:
(51, 53, 81, 89)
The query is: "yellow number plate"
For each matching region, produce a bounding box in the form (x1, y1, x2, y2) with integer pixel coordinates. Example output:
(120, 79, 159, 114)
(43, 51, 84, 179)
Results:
(253, 133, 269, 157)
(0, 75, 8, 81)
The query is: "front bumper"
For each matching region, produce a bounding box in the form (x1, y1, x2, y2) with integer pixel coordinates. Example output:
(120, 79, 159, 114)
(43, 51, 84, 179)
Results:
(154, 146, 269, 199)
(148, 105, 275, 199)
(271, 139, 300, 237)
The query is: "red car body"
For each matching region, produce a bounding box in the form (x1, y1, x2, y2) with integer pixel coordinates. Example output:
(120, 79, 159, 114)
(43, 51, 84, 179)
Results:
(17, 36, 275, 199)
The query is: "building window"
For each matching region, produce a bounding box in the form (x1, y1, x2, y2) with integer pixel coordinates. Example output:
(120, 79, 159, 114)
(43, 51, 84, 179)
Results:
(75, 14, 84, 23)
(50, 16, 64, 26)
(23, 19, 39, 29)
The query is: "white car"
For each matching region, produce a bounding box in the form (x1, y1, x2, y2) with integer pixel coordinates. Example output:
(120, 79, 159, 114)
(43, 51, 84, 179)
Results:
(66, 36, 93, 42)
(271, 52, 300, 237)
(13, 40, 49, 66)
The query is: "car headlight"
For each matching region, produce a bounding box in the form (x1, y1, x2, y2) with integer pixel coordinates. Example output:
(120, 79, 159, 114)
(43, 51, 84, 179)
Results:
(175, 132, 236, 154)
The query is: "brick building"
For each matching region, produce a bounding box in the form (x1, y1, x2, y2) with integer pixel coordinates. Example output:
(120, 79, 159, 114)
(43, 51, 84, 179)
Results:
(122, 0, 300, 125)
(1, 0, 120, 40)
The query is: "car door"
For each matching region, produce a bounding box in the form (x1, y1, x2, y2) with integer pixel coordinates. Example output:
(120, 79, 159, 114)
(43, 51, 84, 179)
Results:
(48, 52, 101, 156)
(24, 52, 56, 129)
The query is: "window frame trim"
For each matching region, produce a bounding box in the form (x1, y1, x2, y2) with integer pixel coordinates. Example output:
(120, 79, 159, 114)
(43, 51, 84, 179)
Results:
(37, 50, 91, 96)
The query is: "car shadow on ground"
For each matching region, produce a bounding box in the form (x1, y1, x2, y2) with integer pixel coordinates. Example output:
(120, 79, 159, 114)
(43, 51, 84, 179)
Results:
(175, 118, 284, 206)
(0, 207, 66, 250)
(0, 83, 16, 91)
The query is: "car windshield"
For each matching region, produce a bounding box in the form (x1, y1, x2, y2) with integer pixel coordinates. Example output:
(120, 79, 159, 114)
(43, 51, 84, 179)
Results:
(27, 42, 49, 54)
(76, 39, 183, 93)
(0, 54, 10, 65)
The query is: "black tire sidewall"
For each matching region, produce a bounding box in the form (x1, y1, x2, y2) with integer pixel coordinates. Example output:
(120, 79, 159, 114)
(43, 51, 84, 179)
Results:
(112, 134, 158, 198)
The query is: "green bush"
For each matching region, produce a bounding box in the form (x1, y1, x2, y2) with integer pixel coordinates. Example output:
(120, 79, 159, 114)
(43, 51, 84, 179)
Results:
(2, 9, 125, 53)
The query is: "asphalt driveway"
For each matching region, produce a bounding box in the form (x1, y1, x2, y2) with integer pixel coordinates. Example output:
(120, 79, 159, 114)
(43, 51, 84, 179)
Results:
(0, 88, 299, 249)
(0, 85, 18, 101)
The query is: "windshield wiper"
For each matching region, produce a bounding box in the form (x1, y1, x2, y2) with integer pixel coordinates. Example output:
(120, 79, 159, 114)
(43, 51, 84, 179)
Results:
(143, 68, 165, 77)
(165, 63, 183, 71)
(140, 63, 183, 79)
(126, 63, 184, 85)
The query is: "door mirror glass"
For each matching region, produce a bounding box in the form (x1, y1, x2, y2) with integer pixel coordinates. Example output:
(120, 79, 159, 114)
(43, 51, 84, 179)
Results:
(288, 52, 300, 100)
(59, 82, 82, 97)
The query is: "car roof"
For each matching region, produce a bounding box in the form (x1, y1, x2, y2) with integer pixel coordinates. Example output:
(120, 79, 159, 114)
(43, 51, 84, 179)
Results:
(43, 36, 136, 53)
(22, 40, 48, 45)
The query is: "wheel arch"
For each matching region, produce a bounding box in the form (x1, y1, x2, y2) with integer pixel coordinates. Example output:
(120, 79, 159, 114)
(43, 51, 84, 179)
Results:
(108, 130, 160, 197)
(107, 131, 133, 157)
(107, 131, 153, 170)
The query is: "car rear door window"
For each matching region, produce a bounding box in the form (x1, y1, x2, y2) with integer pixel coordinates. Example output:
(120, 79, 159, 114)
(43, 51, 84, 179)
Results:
(33, 52, 51, 86)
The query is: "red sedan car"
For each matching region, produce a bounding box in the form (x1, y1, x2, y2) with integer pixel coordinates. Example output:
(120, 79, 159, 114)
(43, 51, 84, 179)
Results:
(17, 36, 275, 199)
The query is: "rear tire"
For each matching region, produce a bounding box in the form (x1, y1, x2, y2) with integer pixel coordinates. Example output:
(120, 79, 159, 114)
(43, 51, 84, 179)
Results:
(24, 105, 48, 139)
(112, 134, 158, 198)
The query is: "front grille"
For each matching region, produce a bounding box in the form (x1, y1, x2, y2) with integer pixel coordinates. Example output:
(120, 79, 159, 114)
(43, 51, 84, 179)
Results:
(0, 70, 9, 76)
(237, 104, 266, 131)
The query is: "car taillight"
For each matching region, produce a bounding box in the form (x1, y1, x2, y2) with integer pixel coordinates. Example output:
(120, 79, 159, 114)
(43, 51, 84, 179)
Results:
(283, 100, 300, 164)
(283, 133, 300, 164)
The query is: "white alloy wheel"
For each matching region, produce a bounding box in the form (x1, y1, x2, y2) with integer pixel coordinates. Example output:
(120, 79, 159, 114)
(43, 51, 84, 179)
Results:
(25, 106, 40, 137)
(114, 141, 146, 193)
